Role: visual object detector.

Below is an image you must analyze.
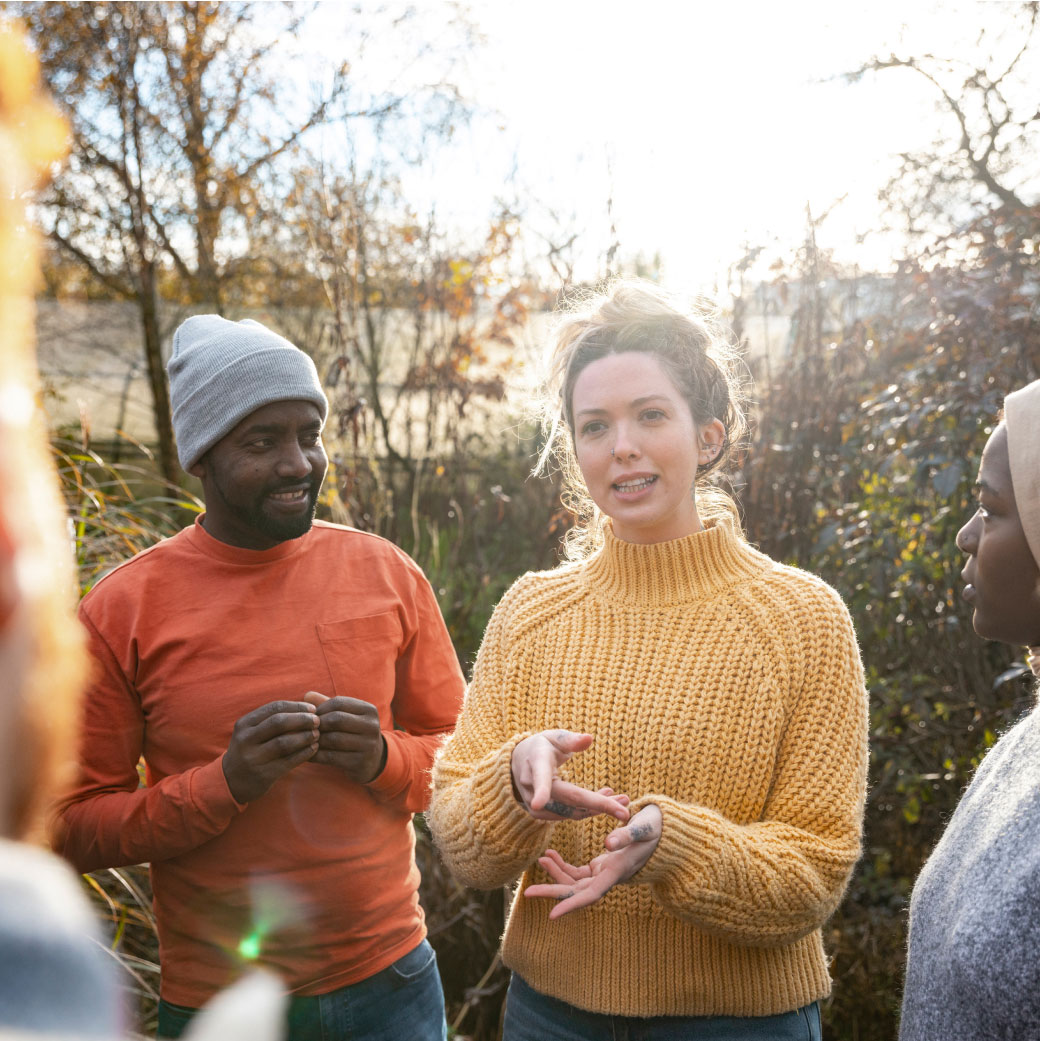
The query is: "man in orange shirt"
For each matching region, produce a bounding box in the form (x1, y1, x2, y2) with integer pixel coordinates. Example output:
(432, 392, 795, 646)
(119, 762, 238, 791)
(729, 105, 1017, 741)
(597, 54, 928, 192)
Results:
(53, 316, 466, 1040)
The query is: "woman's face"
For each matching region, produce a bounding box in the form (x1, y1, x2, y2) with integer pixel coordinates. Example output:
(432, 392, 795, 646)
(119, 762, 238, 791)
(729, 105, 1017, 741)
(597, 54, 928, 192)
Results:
(570, 351, 724, 545)
(956, 423, 1040, 646)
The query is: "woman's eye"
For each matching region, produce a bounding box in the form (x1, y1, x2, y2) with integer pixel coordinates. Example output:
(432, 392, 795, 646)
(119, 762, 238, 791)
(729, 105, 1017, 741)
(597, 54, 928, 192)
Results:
(641, 409, 666, 422)
(580, 421, 606, 437)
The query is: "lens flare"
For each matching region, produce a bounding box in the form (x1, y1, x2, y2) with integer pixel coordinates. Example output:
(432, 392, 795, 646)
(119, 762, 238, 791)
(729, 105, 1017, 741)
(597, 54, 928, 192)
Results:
(237, 930, 263, 961)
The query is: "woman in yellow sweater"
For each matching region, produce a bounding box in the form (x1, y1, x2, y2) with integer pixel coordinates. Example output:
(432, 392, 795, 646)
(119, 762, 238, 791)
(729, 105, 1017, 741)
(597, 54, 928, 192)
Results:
(428, 281, 868, 1040)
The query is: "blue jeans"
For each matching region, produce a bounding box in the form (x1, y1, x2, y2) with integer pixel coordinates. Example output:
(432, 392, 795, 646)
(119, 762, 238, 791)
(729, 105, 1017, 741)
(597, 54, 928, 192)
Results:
(503, 974, 822, 1041)
(157, 939, 446, 1041)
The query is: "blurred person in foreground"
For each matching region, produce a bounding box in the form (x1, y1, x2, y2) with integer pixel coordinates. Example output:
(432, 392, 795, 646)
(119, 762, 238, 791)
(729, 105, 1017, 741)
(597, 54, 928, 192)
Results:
(1, 20, 285, 1041)
(0, 368, 121, 1041)
(0, 217, 123, 1041)
(899, 378, 1040, 1041)
(51, 315, 466, 1040)
(429, 281, 870, 1040)
(0, 17, 121, 1035)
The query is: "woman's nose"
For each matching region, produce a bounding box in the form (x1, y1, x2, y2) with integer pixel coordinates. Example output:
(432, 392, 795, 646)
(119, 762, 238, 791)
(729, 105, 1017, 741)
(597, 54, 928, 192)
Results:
(956, 514, 979, 555)
(611, 426, 640, 460)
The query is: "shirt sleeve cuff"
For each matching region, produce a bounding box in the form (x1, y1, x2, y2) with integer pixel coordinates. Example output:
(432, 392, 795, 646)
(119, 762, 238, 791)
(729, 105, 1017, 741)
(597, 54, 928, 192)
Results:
(193, 754, 249, 821)
(364, 731, 408, 799)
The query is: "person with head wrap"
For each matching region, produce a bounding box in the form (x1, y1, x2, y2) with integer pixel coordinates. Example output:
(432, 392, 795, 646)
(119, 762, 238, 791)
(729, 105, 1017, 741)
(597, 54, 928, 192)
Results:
(51, 316, 466, 1041)
(899, 378, 1040, 1041)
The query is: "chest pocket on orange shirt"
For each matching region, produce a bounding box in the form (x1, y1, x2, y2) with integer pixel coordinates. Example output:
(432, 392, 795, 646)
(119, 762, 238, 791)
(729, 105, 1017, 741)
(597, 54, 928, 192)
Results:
(316, 612, 403, 721)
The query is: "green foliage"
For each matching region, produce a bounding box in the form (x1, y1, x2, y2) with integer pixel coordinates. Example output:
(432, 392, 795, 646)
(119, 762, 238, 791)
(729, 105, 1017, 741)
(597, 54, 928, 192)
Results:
(373, 448, 564, 665)
(54, 435, 201, 594)
(82, 865, 161, 1035)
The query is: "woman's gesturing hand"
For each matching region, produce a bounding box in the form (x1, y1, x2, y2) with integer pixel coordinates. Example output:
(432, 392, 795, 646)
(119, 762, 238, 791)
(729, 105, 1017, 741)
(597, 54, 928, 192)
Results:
(524, 803, 663, 919)
(510, 730, 630, 823)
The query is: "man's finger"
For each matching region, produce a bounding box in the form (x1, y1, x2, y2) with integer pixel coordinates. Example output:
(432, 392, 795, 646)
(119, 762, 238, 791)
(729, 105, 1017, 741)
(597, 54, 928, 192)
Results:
(314, 696, 377, 718)
(316, 730, 373, 752)
(250, 710, 320, 744)
(255, 729, 320, 763)
(241, 701, 316, 726)
(311, 748, 364, 768)
(315, 712, 380, 738)
(282, 742, 320, 769)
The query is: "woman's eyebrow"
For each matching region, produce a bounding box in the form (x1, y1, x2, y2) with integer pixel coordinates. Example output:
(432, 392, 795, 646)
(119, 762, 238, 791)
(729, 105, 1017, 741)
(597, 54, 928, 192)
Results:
(574, 395, 671, 420)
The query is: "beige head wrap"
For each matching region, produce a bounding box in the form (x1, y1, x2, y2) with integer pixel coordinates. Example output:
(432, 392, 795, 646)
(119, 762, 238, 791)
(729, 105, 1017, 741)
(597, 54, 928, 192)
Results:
(1005, 378, 1040, 569)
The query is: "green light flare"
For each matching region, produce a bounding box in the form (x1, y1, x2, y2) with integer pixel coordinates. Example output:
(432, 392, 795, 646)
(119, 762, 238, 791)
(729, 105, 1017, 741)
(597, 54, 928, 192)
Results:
(237, 931, 262, 961)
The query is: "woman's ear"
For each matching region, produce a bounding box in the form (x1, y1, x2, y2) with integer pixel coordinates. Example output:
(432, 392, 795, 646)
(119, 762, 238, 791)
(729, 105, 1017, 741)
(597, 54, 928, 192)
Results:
(697, 419, 727, 466)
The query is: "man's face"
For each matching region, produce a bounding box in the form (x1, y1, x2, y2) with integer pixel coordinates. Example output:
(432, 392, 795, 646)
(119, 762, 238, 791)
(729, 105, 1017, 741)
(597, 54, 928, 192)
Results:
(190, 399, 328, 550)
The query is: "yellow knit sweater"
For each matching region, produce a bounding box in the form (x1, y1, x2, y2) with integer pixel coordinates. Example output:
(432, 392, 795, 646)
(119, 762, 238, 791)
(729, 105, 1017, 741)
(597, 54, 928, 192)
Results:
(428, 517, 868, 1018)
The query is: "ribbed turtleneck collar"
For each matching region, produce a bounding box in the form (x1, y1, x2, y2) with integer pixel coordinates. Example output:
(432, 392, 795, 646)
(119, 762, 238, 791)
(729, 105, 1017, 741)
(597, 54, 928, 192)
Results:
(581, 516, 768, 607)
(185, 513, 309, 565)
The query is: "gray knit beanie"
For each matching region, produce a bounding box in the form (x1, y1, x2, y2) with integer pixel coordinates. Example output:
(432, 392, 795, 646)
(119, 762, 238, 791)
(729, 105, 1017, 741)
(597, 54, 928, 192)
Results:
(168, 315, 329, 471)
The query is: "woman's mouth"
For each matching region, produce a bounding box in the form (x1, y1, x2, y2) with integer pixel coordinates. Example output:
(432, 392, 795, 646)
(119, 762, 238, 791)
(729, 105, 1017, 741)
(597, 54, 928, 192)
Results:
(613, 475, 657, 493)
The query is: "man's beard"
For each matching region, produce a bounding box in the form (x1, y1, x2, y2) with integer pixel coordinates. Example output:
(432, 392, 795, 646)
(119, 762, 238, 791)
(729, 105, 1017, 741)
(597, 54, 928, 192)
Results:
(215, 475, 321, 545)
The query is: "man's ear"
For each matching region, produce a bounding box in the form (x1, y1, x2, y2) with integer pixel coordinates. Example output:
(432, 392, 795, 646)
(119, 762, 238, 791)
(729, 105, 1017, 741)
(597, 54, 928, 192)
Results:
(188, 458, 206, 480)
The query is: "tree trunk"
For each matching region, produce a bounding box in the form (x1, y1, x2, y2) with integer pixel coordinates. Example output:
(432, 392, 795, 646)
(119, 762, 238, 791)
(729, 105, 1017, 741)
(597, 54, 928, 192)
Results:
(139, 261, 179, 484)
(194, 189, 224, 313)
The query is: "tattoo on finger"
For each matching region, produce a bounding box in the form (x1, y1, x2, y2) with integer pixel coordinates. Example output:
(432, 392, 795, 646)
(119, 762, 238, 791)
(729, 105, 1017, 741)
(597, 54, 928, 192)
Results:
(544, 800, 588, 819)
(556, 891, 575, 902)
(629, 823, 654, 841)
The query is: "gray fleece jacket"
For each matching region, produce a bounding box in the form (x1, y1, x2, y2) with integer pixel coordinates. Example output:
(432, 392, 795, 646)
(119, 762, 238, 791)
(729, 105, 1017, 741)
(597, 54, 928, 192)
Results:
(900, 701, 1040, 1041)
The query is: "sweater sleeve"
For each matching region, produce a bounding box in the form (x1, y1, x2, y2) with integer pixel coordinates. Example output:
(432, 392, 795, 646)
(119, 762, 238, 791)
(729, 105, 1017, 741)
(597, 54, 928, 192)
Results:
(427, 598, 553, 889)
(632, 588, 869, 948)
(364, 560, 466, 814)
(51, 610, 244, 873)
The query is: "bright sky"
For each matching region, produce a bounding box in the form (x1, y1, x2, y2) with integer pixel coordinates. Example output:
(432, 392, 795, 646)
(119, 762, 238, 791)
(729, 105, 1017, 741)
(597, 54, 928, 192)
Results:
(303, 1, 1033, 295)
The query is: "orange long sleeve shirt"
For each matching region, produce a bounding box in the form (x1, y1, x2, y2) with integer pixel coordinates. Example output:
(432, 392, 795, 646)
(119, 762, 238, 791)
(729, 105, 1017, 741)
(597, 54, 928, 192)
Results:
(54, 518, 465, 1008)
